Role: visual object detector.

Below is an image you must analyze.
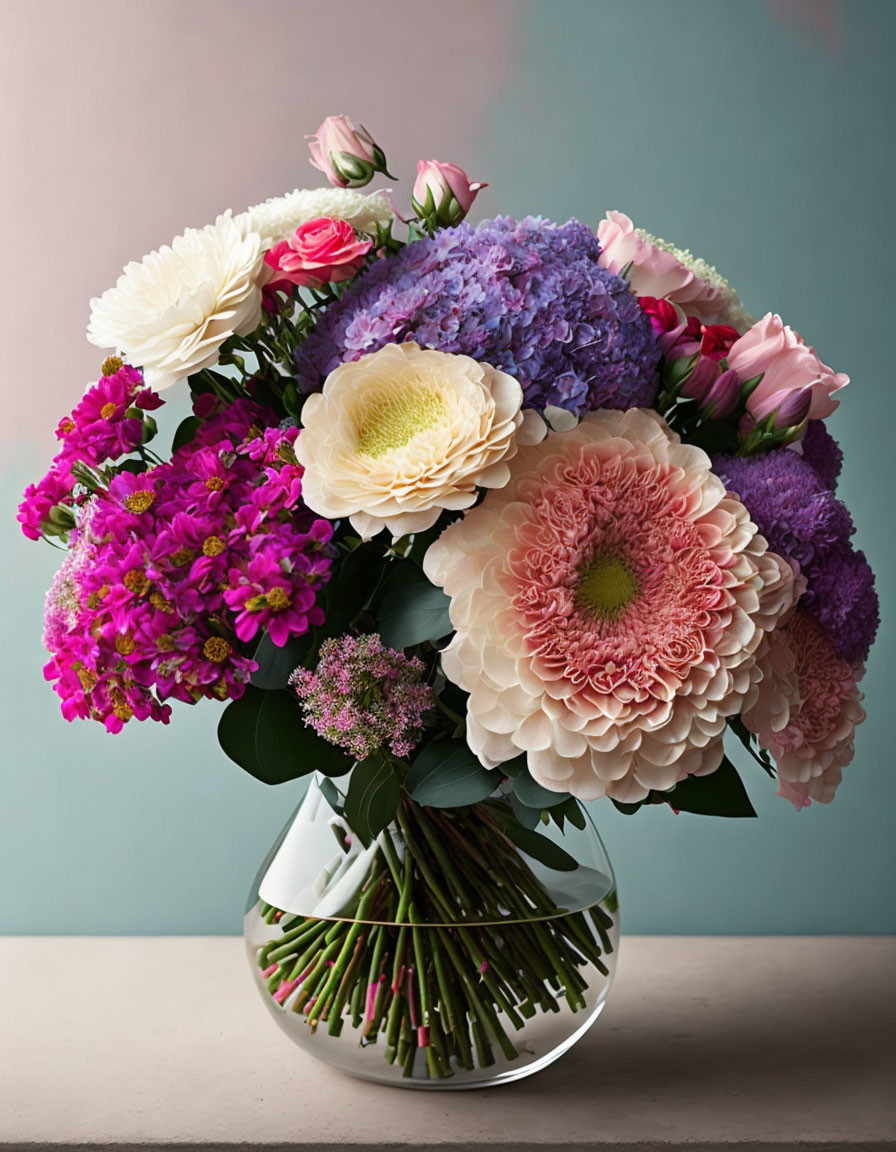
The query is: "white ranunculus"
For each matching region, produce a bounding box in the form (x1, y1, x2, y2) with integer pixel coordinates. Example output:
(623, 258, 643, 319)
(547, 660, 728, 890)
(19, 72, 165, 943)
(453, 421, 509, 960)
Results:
(295, 342, 545, 541)
(87, 212, 264, 392)
(236, 187, 394, 249)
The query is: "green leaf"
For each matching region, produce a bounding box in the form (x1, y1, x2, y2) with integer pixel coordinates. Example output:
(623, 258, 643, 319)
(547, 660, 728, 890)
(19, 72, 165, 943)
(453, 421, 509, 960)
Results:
(344, 757, 400, 846)
(319, 777, 344, 815)
(510, 793, 542, 830)
(322, 540, 384, 636)
(217, 685, 353, 785)
(407, 740, 497, 808)
(172, 415, 201, 453)
(513, 768, 571, 810)
(727, 716, 775, 777)
(378, 581, 452, 649)
(503, 823, 579, 872)
(250, 632, 310, 690)
(611, 798, 646, 816)
(664, 756, 757, 818)
(552, 796, 587, 830)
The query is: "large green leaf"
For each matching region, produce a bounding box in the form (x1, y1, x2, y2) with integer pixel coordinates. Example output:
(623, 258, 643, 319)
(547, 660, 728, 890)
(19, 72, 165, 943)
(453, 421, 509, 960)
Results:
(664, 756, 757, 818)
(250, 632, 310, 690)
(503, 823, 579, 872)
(172, 415, 201, 453)
(344, 757, 400, 846)
(217, 685, 353, 785)
(407, 740, 497, 808)
(512, 767, 571, 810)
(378, 581, 452, 649)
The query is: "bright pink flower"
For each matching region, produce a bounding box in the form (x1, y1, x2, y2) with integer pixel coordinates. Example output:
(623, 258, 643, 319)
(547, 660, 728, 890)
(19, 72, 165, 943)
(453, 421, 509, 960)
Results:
(412, 160, 487, 225)
(264, 217, 372, 290)
(727, 312, 848, 423)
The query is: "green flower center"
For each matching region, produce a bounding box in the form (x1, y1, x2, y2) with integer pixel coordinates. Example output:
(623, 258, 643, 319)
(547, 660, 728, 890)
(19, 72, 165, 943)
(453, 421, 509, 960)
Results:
(576, 556, 638, 621)
(356, 386, 447, 458)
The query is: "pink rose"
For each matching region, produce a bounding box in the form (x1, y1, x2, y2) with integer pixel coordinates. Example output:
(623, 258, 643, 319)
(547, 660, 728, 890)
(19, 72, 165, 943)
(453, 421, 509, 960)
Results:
(307, 115, 389, 189)
(412, 160, 487, 226)
(597, 211, 731, 325)
(264, 217, 372, 290)
(727, 312, 848, 423)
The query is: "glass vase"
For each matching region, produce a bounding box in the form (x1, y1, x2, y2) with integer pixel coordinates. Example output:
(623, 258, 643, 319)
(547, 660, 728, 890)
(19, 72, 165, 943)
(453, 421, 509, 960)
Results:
(244, 771, 618, 1089)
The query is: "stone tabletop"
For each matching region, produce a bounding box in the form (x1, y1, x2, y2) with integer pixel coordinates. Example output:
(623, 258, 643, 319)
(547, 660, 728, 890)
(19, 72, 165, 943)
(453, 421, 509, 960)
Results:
(1, 936, 894, 1150)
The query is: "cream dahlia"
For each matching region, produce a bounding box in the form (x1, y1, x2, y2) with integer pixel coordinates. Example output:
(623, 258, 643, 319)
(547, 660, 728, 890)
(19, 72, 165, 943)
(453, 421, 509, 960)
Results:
(423, 407, 798, 802)
(743, 610, 865, 809)
(296, 342, 545, 540)
(87, 212, 264, 392)
(236, 187, 394, 249)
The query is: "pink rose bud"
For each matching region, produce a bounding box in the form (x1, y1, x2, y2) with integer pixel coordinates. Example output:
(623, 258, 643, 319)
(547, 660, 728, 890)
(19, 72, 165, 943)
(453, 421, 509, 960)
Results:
(264, 216, 373, 290)
(727, 312, 848, 423)
(699, 368, 741, 420)
(412, 160, 487, 227)
(307, 115, 392, 189)
(752, 384, 813, 430)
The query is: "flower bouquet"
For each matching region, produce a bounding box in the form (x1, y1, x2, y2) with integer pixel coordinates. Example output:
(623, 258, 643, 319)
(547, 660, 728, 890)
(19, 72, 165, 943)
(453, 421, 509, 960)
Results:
(20, 115, 878, 1088)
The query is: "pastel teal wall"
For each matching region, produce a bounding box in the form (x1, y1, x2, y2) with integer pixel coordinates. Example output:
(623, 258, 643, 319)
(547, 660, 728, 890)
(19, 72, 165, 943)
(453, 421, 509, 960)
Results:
(1, 0, 893, 934)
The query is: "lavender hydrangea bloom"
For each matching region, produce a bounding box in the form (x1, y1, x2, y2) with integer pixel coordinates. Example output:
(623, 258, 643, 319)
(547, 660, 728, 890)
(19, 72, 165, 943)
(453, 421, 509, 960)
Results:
(801, 542, 879, 664)
(713, 448, 878, 663)
(296, 216, 660, 415)
(799, 420, 843, 490)
(713, 449, 853, 570)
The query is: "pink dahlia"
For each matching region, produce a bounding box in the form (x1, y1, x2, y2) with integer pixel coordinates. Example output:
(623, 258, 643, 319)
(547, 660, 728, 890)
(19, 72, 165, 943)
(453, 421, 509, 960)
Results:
(424, 408, 798, 802)
(743, 610, 865, 809)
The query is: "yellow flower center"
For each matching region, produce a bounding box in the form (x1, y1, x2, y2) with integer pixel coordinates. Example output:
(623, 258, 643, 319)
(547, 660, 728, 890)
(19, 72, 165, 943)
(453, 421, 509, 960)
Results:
(169, 547, 195, 567)
(101, 356, 124, 377)
(124, 490, 155, 513)
(123, 568, 150, 596)
(149, 591, 175, 614)
(73, 662, 97, 692)
(59, 418, 75, 435)
(356, 386, 447, 458)
(202, 535, 226, 557)
(87, 585, 110, 610)
(266, 586, 291, 611)
(156, 633, 176, 652)
(205, 476, 225, 491)
(202, 637, 232, 663)
(115, 633, 136, 656)
(100, 402, 118, 420)
(109, 689, 133, 722)
(576, 556, 639, 621)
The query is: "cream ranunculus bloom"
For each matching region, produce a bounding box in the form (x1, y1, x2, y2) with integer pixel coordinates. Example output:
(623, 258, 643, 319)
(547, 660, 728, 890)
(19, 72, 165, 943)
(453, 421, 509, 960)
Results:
(295, 342, 545, 540)
(87, 212, 265, 392)
(236, 187, 394, 249)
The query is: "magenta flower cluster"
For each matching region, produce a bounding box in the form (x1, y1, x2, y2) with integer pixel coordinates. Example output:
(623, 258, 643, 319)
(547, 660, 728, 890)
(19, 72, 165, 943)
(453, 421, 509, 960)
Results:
(18, 359, 163, 541)
(39, 396, 333, 732)
(290, 634, 433, 760)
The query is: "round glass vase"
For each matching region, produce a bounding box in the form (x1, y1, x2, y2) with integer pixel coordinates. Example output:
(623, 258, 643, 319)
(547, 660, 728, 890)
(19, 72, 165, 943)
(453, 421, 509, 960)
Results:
(244, 770, 618, 1089)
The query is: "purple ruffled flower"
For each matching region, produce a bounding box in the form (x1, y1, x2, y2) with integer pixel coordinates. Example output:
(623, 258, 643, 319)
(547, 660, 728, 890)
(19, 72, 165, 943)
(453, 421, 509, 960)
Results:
(296, 216, 660, 416)
(801, 541, 879, 664)
(798, 421, 843, 490)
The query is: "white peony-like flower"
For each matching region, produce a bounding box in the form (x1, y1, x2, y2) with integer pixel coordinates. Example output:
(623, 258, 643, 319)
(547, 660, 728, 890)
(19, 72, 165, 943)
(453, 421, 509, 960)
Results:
(295, 342, 545, 540)
(87, 212, 264, 392)
(236, 187, 394, 249)
(423, 407, 799, 803)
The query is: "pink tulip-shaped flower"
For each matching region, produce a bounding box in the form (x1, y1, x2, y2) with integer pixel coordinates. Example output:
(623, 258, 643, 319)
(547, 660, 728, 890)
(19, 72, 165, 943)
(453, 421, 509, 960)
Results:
(412, 160, 487, 227)
(307, 115, 390, 188)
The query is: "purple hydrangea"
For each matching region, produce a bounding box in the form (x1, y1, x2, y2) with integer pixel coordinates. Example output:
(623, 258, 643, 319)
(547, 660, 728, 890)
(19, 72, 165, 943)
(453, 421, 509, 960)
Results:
(799, 420, 843, 490)
(296, 216, 660, 416)
(713, 447, 878, 663)
(801, 541, 879, 665)
(713, 448, 853, 570)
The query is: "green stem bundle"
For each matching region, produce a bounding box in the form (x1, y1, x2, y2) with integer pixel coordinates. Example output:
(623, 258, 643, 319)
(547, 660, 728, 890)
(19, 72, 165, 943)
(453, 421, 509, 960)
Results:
(250, 797, 616, 1080)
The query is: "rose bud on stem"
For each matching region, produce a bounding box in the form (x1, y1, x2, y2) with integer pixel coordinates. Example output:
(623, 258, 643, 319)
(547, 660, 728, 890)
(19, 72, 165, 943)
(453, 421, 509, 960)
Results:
(307, 115, 394, 189)
(412, 161, 487, 230)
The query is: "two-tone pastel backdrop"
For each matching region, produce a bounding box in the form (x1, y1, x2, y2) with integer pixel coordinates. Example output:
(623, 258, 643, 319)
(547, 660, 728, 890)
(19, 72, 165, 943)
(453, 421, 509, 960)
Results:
(2, 0, 892, 933)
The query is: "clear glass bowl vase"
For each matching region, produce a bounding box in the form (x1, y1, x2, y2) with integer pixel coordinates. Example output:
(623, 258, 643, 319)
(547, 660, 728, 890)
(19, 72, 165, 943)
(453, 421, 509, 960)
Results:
(244, 771, 618, 1089)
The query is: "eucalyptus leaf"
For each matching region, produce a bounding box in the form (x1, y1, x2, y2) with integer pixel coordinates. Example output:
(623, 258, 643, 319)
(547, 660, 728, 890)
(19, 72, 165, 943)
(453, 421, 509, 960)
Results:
(344, 757, 400, 846)
(503, 823, 579, 872)
(378, 581, 452, 649)
(250, 632, 310, 690)
(510, 793, 542, 830)
(513, 768, 571, 810)
(407, 740, 497, 808)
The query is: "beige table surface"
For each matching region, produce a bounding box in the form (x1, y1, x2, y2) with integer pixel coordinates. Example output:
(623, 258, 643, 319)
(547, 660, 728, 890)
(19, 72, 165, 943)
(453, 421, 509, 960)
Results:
(0, 936, 893, 1150)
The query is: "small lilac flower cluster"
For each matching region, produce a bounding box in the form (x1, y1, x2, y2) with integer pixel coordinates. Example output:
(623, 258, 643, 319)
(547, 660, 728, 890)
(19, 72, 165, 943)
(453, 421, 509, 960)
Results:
(40, 398, 333, 732)
(18, 358, 163, 541)
(296, 216, 660, 416)
(714, 444, 878, 664)
(290, 634, 433, 760)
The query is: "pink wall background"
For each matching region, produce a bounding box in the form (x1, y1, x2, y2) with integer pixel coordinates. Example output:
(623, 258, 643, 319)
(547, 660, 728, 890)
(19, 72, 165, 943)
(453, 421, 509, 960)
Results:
(0, 0, 520, 451)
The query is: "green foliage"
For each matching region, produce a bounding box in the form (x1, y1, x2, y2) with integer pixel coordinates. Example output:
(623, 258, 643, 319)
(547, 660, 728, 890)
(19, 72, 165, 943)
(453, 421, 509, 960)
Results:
(407, 740, 497, 808)
(512, 766, 571, 810)
(378, 580, 452, 649)
(217, 685, 353, 785)
(503, 823, 579, 872)
(344, 757, 400, 845)
(611, 756, 757, 818)
(171, 415, 201, 453)
(250, 633, 311, 690)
